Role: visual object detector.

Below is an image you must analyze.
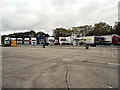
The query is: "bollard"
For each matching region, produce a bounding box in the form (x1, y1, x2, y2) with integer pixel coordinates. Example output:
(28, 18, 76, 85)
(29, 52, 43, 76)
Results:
(43, 44, 45, 48)
(86, 45, 89, 49)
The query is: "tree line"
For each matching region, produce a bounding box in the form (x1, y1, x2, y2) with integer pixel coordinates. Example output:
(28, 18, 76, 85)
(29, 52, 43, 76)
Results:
(1, 21, 120, 43)
(1, 30, 49, 44)
(53, 22, 120, 39)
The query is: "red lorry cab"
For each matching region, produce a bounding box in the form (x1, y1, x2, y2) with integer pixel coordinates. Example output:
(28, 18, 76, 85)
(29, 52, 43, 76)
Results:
(112, 35, 120, 44)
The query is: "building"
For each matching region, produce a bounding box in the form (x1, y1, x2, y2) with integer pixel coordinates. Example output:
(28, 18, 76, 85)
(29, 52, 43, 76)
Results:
(118, 1, 120, 22)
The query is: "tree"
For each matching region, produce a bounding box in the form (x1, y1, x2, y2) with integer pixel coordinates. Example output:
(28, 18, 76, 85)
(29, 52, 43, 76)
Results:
(92, 22, 111, 36)
(53, 28, 73, 39)
(72, 25, 93, 37)
(110, 22, 120, 35)
(37, 31, 50, 37)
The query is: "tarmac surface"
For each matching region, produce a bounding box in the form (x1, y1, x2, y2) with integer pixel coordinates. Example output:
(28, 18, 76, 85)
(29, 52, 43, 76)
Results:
(1, 45, 119, 88)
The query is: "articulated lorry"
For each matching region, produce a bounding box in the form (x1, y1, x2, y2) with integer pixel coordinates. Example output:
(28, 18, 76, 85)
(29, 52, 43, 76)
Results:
(73, 36, 104, 46)
(102, 34, 120, 45)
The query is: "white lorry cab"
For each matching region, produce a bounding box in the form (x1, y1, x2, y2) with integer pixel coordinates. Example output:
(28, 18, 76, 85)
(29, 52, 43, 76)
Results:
(66, 37, 72, 45)
(24, 38, 30, 45)
(4, 37, 11, 46)
(59, 37, 67, 45)
(31, 37, 37, 45)
(47, 37, 55, 45)
(17, 38, 23, 45)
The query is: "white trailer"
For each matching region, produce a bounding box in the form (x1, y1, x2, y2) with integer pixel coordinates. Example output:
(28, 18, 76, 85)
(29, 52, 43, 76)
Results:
(31, 37, 37, 45)
(24, 38, 30, 45)
(101, 35, 113, 44)
(84, 36, 95, 44)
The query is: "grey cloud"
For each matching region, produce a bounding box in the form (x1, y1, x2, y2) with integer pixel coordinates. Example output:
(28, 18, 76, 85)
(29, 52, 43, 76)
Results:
(0, 0, 119, 35)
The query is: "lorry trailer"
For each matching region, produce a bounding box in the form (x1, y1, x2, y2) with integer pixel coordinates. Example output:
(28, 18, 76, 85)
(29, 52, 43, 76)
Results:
(84, 36, 104, 45)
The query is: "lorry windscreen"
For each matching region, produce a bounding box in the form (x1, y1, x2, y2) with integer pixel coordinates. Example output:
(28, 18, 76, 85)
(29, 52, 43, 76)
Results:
(49, 39, 54, 42)
(32, 40, 36, 41)
(116, 38, 120, 42)
(60, 39, 67, 41)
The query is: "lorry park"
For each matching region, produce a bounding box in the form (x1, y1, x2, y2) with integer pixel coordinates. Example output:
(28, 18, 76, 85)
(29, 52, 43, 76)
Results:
(0, 26, 120, 89)
(1, 33, 120, 88)
(2, 34, 120, 47)
(1, 40, 119, 88)
(1, 0, 120, 88)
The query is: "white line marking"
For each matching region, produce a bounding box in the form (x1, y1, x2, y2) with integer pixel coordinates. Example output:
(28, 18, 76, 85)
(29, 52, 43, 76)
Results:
(82, 60, 120, 66)
(107, 86, 113, 88)
(62, 59, 71, 61)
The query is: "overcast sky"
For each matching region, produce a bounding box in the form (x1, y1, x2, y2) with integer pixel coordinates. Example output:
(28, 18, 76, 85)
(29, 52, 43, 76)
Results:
(0, 0, 119, 35)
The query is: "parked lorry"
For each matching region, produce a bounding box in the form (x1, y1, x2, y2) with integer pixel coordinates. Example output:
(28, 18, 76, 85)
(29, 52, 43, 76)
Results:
(66, 37, 73, 45)
(11, 38, 17, 47)
(102, 34, 120, 45)
(37, 36, 45, 45)
(4, 37, 11, 46)
(59, 37, 67, 45)
(84, 36, 104, 45)
(17, 38, 23, 45)
(24, 38, 30, 45)
(31, 37, 37, 45)
(46, 37, 55, 45)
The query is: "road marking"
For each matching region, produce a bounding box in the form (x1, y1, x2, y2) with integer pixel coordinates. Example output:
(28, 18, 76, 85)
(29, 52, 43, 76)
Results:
(62, 59, 71, 61)
(82, 60, 120, 66)
(107, 85, 113, 88)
